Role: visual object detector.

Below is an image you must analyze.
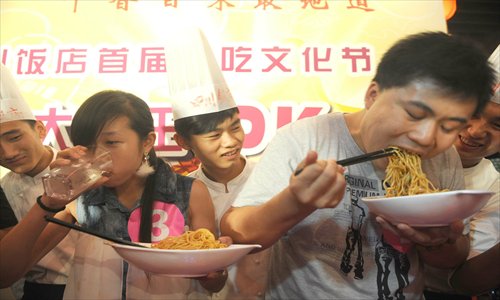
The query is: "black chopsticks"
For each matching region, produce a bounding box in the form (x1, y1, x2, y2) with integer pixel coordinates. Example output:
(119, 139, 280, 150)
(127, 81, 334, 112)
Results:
(294, 147, 399, 176)
(45, 216, 147, 248)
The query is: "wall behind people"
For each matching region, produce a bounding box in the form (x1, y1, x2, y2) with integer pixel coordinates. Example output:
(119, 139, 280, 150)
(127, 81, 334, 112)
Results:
(0, 0, 448, 168)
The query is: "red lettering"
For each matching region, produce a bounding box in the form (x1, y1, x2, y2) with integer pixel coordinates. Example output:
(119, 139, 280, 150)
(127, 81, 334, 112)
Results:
(99, 47, 129, 73)
(262, 47, 292, 72)
(222, 46, 252, 72)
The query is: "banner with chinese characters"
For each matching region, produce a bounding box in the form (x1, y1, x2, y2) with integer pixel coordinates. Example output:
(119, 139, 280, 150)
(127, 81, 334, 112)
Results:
(0, 0, 447, 165)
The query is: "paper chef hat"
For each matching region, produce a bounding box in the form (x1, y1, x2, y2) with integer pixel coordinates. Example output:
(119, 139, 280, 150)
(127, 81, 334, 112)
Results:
(0, 64, 35, 123)
(166, 27, 237, 121)
(489, 44, 499, 104)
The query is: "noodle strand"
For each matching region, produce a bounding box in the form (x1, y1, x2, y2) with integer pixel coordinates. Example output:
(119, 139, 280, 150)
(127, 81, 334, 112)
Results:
(383, 147, 443, 197)
(152, 228, 228, 250)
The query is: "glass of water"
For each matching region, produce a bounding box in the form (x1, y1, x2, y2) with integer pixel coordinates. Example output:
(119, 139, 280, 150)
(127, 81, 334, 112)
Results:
(42, 147, 113, 200)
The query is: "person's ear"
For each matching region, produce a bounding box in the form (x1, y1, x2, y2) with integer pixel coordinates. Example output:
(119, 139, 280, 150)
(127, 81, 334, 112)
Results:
(34, 120, 48, 141)
(364, 81, 380, 109)
(143, 131, 156, 154)
(173, 133, 191, 151)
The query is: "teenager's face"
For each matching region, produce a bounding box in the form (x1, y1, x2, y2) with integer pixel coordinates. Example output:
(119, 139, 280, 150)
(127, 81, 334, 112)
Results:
(360, 81, 477, 170)
(0, 120, 50, 176)
(94, 116, 154, 187)
(454, 101, 500, 167)
(184, 113, 245, 171)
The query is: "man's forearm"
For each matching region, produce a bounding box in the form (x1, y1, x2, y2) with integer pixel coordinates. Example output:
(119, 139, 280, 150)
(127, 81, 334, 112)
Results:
(221, 188, 315, 249)
(0, 201, 70, 287)
(450, 243, 500, 295)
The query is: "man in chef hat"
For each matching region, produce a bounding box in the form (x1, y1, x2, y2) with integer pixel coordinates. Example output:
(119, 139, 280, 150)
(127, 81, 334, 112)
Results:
(424, 44, 500, 299)
(168, 28, 269, 300)
(0, 63, 75, 300)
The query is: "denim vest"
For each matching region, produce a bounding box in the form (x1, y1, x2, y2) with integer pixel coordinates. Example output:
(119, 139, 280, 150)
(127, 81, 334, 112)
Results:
(77, 160, 194, 242)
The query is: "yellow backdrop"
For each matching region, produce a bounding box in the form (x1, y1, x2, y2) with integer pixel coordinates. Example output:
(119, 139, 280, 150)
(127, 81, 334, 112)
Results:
(1, 0, 447, 166)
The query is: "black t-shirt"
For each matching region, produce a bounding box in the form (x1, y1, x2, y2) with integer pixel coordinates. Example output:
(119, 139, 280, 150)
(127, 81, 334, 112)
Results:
(0, 187, 18, 229)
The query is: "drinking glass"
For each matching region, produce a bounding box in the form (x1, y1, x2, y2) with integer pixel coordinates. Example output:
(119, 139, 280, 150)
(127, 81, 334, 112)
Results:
(42, 147, 113, 200)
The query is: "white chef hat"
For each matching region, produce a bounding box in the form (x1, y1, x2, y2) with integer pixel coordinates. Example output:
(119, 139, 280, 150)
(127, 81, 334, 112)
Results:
(489, 44, 499, 104)
(166, 27, 236, 121)
(0, 64, 35, 123)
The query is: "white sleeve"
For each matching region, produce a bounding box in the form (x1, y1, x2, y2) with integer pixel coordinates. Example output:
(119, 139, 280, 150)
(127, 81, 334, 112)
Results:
(468, 194, 500, 259)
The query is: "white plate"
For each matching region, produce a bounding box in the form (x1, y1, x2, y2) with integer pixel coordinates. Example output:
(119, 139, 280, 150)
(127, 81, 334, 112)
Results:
(109, 243, 262, 277)
(361, 190, 494, 227)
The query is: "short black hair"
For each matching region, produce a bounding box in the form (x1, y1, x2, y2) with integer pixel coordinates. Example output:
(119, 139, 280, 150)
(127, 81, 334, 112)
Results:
(373, 31, 495, 116)
(174, 107, 239, 140)
(23, 119, 36, 129)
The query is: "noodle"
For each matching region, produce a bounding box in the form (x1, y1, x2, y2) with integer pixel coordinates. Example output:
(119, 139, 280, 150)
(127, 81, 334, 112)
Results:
(383, 147, 444, 197)
(152, 228, 228, 250)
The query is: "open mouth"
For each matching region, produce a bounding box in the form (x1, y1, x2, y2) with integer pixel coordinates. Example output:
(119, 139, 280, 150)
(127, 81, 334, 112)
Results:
(221, 149, 239, 157)
(459, 135, 483, 148)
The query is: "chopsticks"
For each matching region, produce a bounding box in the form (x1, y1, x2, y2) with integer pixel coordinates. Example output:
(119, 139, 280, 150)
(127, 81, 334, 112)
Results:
(45, 216, 147, 248)
(294, 147, 399, 176)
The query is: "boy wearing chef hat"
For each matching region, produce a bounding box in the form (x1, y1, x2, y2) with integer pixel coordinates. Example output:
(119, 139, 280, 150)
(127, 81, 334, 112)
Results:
(168, 28, 269, 300)
(0, 64, 75, 300)
(424, 44, 500, 299)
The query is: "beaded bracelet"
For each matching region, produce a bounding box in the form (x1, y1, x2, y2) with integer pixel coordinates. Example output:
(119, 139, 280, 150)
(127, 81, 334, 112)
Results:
(36, 195, 65, 213)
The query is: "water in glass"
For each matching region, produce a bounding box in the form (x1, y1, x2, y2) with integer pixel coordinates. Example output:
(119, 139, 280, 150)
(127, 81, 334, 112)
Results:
(42, 149, 112, 200)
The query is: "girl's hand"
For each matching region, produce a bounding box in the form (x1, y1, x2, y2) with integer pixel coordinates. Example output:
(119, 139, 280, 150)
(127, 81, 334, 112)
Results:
(194, 236, 232, 292)
(38, 193, 70, 212)
(218, 235, 233, 247)
(46, 146, 110, 202)
(51, 145, 88, 170)
(196, 269, 228, 293)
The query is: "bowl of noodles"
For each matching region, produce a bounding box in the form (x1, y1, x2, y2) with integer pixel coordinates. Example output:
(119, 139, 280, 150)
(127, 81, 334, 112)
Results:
(362, 190, 494, 227)
(109, 229, 261, 277)
(361, 147, 494, 226)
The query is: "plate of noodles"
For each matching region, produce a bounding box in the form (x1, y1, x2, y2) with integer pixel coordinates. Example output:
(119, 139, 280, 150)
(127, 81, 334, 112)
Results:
(109, 229, 261, 277)
(362, 190, 494, 227)
(361, 147, 493, 226)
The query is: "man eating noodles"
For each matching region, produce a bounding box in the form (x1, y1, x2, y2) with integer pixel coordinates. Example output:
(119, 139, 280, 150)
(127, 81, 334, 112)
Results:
(220, 32, 496, 300)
